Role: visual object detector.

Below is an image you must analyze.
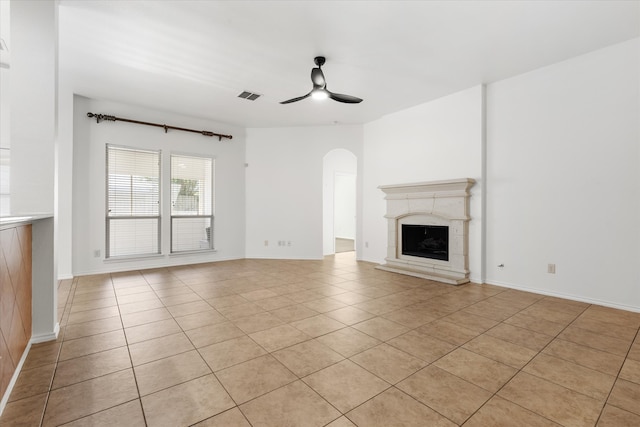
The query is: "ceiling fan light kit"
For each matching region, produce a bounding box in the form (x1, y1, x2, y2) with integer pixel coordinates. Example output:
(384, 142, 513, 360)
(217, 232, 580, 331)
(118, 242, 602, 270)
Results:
(280, 56, 363, 105)
(311, 89, 329, 100)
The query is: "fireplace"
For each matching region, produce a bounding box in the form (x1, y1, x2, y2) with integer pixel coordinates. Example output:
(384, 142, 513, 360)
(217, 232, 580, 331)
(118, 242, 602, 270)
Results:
(402, 224, 449, 261)
(377, 178, 475, 285)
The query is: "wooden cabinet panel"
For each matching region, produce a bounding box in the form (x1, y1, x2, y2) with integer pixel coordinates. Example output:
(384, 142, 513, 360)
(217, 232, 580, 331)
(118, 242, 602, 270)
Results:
(0, 225, 32, 401)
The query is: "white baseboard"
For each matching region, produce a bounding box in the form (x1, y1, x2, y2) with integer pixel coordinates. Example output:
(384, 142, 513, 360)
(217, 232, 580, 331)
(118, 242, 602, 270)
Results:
(0, 323, 60, 414)
(484, 279, 640, 313)
(0, 341, 32, 417)
(30, 323, 60, 344)
(245, 255, 323, 261)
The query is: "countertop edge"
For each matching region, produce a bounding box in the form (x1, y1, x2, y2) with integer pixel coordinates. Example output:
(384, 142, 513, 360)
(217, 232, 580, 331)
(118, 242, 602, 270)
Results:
(0, 214, 54, 228)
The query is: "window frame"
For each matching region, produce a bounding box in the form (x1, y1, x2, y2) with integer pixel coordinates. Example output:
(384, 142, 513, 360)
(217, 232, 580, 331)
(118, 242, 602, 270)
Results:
(105, 144, 162, 259)
(169, 152, 215, 254)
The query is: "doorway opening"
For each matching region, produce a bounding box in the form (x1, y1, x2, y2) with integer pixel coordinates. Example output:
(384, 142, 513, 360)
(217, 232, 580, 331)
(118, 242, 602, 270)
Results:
(334, 172, 356, 253)
(323, 149, 357, 256)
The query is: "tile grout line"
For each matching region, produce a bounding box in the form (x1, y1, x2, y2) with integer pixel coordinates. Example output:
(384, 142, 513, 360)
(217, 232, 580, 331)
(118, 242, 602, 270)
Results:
(398, 295, 587, 426)
(593, 326, 640, 425)
(116, 271, 150, 427)
(6, 257, 638, 426)
(38, 276, 77, 427)
(42, 275, 142, 427)
(470, 301, 630, 427)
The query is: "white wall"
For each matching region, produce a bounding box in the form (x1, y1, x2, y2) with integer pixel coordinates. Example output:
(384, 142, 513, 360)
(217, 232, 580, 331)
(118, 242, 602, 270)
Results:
(0, 65, 10, 216)
(72, 96, 246, 275)
(485, 38, 640, 311)
(56, 73, 74, 279)
(0, 69, 9, 147)
(0, 0, 9, 152)
(9, 0, 56, 214)
(361, 85, 485, 282)
(245, 126, 363, 259)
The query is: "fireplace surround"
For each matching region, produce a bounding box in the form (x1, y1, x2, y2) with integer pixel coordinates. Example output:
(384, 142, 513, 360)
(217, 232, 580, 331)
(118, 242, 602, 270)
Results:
(377, 178, 475, 285)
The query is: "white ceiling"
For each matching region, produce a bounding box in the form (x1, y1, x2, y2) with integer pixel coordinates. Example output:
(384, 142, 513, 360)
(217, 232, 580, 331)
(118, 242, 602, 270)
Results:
(57, 0, 640, 128)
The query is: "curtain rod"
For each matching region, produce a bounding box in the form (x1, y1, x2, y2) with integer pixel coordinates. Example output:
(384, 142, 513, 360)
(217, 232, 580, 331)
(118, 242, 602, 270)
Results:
(86, 112, 233, 141)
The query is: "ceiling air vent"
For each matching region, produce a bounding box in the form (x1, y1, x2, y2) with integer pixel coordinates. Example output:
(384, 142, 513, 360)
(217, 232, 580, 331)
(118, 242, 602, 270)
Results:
(238, 91, 261, 101)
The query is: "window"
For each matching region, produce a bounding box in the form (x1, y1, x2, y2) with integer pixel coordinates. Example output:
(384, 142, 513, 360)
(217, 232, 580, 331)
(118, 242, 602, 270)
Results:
(106, 145, 161, 258)
(170, 154, 214, 252)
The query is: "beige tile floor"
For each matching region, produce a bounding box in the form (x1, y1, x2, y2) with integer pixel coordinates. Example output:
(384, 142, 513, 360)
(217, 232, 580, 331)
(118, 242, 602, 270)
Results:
(2, 252, 640, 426)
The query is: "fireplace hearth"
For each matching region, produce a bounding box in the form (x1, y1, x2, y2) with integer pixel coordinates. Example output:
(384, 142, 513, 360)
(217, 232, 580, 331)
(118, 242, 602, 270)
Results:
(377, 178, 475, 285)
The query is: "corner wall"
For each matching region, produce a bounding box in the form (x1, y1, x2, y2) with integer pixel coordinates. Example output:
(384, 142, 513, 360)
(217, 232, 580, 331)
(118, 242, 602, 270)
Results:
(72, 97, 246, 275)
(361, 85, 485, 283)
(245, 126, 363, 260)
(485, 38, 640, 310)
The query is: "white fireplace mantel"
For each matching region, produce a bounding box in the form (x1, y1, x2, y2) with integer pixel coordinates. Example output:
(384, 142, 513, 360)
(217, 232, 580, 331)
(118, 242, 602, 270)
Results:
(377, 178, 475, 285)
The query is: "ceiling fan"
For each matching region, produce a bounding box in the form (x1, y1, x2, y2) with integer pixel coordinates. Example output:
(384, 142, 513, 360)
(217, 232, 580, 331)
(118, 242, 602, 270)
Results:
(280, 56, 363, 104)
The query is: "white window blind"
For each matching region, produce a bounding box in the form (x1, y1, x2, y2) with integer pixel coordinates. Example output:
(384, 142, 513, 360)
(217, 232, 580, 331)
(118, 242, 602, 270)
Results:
(106, 145, 161, 258)
(170, 154, 214, 252)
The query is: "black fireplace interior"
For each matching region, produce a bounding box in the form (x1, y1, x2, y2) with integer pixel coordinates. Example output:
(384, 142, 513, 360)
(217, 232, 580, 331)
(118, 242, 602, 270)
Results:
(401, 224, 449, 261)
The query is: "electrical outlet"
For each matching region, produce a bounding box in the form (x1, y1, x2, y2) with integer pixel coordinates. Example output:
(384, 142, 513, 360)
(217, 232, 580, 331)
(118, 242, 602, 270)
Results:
(264, 240, 268, 246)
(548, 263, 556, 274)
(93, 249, 101, 258)
(365, 242, 369, 248)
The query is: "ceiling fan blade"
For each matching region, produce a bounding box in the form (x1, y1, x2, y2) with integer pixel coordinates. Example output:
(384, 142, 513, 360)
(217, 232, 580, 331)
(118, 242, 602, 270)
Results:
(281, 57, 361, 105)
(311, 68, 325, 87)
(327, 91, 363, 104)
(280, 92, 311, 104)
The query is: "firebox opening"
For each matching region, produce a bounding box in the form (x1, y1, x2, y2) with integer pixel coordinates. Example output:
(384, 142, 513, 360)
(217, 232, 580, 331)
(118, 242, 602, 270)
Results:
(401, 224, 449, 261)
